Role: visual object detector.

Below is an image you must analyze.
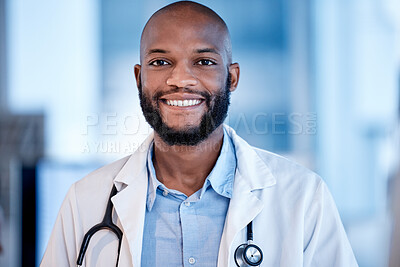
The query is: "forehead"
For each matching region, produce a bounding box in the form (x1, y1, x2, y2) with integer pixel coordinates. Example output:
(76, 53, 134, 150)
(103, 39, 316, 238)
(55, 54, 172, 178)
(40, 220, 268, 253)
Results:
(141, 14, 228, 58)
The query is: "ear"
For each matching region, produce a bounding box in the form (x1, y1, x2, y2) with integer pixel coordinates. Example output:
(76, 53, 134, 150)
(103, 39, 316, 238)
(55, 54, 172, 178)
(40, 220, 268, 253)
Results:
(228, 63, 240, 92)
(134, 64, 141, 89)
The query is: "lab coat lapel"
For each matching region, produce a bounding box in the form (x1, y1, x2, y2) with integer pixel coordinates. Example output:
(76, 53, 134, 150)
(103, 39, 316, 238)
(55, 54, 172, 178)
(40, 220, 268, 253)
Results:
(218, 126, 276, 266)
(111, 132, 154, 267)
(218, 170, 264, 266)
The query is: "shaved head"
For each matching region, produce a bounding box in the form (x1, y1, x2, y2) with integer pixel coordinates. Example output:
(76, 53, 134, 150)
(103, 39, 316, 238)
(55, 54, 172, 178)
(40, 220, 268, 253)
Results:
(140, 1, 232, 64)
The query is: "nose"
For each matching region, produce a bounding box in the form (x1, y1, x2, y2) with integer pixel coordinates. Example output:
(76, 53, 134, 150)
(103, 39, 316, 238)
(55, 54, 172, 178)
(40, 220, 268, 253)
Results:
(166, 62, 198, 88)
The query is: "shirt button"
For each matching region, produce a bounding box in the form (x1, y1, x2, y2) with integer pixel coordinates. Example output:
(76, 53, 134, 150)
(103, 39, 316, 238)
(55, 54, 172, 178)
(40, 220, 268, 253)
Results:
(188, 257, 196, 264)
(162, 189, 168, 196)
(184, 201, 191, 207)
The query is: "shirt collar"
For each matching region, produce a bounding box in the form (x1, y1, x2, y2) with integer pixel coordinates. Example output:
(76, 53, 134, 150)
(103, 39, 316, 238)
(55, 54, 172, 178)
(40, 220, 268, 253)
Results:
(204, 128, 236, 198)
(146, 128, 236, 211)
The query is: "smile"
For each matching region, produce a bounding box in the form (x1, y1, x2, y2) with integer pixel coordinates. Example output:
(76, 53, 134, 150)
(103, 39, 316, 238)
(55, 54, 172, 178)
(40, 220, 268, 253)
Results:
(165, 99, 202, 107)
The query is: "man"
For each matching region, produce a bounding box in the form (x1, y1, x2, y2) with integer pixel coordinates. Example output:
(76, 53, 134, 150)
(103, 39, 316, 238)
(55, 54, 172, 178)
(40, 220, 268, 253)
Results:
(41, 1, 358, 266)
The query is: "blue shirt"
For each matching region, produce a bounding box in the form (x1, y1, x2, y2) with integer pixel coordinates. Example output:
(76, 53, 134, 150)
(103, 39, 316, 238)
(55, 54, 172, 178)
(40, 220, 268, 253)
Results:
(141, 129, 237, 266)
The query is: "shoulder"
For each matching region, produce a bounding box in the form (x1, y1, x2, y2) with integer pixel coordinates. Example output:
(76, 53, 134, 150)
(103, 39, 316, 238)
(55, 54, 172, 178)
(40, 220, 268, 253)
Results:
(74, 155, 131, 194)
(63, 133, 153, 213)
(250, 146, 324, 206)
(253, 147, 321, 186)
(226, 124, 323, 198)
(57, 155, 133, 228)
(63, 155, 131, 211)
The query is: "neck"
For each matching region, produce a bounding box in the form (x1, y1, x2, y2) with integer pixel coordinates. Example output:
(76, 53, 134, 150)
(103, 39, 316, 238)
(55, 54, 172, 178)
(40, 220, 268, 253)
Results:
(153, 125, 224, 196)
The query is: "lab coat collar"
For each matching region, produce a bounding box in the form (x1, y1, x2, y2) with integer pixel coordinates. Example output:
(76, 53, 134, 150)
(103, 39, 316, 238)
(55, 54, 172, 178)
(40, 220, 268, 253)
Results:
(223, 124, 276, 190)
(113, 131, 154, 188)
(112, 125, 276, 190)
(111, 132, 154, 266)
(218, 125, 276, 266)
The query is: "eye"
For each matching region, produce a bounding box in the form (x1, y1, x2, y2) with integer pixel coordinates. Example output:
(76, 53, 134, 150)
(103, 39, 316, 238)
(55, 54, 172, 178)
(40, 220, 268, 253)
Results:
(196, 59, 216, 66)
(149, 59, 170, 66)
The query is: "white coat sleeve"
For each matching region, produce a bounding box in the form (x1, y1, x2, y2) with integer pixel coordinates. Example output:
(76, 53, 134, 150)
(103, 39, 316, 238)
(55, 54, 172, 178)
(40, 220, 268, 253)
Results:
(40, 184, 82, 267)
(303, 181, 358, 267)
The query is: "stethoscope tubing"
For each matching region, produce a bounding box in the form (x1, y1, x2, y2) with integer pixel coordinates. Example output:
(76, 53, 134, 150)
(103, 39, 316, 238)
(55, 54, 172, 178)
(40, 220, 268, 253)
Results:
(76, 185, 122, 267)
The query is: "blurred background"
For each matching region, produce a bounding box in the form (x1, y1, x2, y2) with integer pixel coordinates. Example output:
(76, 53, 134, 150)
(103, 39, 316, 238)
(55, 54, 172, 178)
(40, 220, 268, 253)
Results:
(0, 0, 399, 266)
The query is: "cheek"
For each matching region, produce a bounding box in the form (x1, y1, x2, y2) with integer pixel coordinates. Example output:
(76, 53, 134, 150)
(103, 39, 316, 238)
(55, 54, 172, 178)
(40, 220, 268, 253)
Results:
(141, 70, 168, 91)
(195, 68, 227, 91)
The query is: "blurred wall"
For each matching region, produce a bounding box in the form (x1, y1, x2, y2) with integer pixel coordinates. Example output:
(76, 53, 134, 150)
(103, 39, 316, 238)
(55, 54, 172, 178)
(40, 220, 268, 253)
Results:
(0, 0, 399, 266)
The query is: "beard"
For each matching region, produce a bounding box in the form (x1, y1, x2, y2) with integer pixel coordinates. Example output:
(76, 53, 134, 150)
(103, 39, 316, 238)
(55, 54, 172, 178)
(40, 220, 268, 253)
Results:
(138, 74, 231, 146)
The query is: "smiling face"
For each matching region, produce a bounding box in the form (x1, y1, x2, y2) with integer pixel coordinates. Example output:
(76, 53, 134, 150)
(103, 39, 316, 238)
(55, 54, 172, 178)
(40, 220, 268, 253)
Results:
(134, 2, 239, 146)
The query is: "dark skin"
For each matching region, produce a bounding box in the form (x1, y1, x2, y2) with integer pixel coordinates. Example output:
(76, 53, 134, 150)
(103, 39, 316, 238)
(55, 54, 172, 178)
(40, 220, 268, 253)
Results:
(134, 4, 240, 196)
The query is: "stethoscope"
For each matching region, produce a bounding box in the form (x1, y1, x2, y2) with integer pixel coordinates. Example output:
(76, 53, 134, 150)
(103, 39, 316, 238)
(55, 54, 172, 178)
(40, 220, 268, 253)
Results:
(77, 185, 264, 267)
(234, 221, 263, 266)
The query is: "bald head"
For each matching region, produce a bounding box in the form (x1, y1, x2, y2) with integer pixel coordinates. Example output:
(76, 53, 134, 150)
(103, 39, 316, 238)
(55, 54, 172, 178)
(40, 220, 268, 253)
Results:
(140, 1, 232, 64)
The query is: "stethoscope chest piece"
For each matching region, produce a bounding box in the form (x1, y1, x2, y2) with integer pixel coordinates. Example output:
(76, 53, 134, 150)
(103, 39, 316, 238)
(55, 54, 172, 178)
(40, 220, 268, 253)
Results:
(234, 242, 263, 267)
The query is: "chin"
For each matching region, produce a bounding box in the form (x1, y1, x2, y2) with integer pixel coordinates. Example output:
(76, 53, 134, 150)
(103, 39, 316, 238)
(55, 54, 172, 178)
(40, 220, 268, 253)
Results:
(161, 115, 203, 129)
(165, 122, 201, 132)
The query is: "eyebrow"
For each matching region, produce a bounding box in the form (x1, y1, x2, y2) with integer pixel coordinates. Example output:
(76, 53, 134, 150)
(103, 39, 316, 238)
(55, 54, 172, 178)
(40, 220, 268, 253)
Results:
(146, 49, 170, 56)
(195, 48, 220, 55)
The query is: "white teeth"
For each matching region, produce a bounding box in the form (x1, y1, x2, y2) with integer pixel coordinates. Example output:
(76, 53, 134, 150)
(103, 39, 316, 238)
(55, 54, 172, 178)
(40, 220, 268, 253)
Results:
(166, 99, 201, 107)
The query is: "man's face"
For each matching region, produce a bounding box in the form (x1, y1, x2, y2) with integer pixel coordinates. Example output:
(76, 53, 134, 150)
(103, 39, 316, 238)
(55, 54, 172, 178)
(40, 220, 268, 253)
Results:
(135, 13, 239, 146)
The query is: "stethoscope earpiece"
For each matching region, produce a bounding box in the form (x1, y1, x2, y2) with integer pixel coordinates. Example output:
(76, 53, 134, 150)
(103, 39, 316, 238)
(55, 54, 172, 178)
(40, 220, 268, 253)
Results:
(234, 221, 263, 267)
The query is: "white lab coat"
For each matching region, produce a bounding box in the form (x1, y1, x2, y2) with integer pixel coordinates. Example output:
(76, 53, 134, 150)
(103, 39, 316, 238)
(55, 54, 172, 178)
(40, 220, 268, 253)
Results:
(41, 125, 358, 267)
